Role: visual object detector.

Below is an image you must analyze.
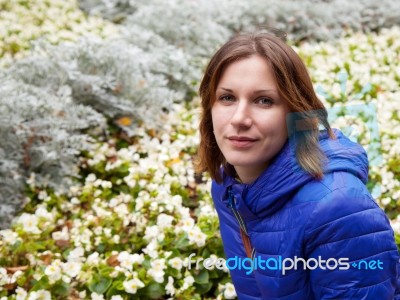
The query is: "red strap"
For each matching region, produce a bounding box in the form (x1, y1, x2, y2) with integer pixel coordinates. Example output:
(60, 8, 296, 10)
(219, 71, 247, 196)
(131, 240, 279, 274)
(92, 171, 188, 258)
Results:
(240, 228, 253, 259)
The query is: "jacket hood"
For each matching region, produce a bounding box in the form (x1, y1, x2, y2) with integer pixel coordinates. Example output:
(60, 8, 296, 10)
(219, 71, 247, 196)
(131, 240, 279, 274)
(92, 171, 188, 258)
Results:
(219, 128, 369, 218)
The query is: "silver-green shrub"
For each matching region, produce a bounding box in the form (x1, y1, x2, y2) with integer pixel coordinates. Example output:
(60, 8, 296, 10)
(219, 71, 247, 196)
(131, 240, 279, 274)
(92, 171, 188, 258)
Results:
(79, 0, 400, 43)
(0, 31, 201, 228)
(0, 73, 106, 228)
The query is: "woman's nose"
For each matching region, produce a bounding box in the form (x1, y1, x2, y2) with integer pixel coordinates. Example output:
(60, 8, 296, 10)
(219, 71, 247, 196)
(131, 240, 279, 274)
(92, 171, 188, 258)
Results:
(230, 100, 253, 129)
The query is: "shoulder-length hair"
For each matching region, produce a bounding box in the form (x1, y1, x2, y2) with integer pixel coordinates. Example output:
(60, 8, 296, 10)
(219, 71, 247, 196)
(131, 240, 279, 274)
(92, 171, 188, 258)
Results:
(195, 32, 335, 183)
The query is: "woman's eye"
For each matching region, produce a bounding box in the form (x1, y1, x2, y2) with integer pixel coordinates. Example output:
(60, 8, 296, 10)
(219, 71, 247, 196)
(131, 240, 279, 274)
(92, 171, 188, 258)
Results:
(256, 97, 273, 106)
(219, 95, 235, 102)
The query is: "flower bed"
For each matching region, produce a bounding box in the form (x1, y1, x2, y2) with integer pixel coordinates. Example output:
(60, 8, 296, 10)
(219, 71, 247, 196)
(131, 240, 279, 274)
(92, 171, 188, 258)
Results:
(0, 1, 399, 299)
(0, 0, 118, 67)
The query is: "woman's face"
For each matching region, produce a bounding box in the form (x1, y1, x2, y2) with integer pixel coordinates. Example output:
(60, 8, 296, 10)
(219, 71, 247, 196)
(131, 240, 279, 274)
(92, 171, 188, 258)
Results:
(211, 55, 290, 183)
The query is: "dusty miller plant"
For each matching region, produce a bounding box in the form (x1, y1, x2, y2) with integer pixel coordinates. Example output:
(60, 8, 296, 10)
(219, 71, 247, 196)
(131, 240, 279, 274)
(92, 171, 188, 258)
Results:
(79, 0, 400, 44)
(0, 31, 199, 228)
(0, 71, 106, 229)
(29, 37, 191, 124)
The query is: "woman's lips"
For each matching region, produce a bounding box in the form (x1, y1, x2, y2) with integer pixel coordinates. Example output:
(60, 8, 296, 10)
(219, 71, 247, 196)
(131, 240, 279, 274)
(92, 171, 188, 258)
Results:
(227, 136, 257, 148)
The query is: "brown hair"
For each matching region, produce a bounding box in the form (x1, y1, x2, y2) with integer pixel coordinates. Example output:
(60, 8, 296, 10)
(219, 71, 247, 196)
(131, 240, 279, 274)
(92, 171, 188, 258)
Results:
(195, 31, 335, 183)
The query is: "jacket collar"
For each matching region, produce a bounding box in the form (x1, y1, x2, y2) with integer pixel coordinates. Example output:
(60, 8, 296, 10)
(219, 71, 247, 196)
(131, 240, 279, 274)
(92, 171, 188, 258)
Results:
(219, 129, 369, 218)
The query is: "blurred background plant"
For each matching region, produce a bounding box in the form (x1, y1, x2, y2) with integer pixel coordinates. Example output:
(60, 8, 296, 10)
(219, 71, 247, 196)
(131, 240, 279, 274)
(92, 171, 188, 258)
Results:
(0, 0, 399, 299)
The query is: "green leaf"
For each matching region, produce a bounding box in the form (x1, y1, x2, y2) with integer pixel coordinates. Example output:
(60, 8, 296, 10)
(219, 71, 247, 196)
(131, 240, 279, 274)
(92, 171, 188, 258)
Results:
(142, 282, 164, 299)
(31, 276, 50, 291)
(395, 233, 400, 246)
(96, 243, 106, 253)
(88, 275, 112, 294)
(194, 268, 209, 284)
(99, 265, 115, 277)
(175, 234, 189, 250)
(167, 267, 181, 278)
(208, 268, 224, 279)
(106, 280, 124, 298)
(195, 281, 213, 294)
(53, 280, 70, 297)
(201, 248, 211, 258)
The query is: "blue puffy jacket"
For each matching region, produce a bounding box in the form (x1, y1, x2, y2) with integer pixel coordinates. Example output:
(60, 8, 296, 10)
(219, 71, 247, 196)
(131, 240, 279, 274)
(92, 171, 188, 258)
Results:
(212, 129, 400, 299)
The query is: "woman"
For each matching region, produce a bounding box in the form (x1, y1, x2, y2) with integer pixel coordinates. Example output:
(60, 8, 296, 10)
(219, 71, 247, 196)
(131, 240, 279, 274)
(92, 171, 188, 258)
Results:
(195, 32, 399, 299)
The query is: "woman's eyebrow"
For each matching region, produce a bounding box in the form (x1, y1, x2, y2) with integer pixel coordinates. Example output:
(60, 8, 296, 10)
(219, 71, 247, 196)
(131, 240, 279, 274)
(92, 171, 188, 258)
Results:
(252, 89, 278, 95)
(217, 87, 233, 92)
(218, 87, 278, 95)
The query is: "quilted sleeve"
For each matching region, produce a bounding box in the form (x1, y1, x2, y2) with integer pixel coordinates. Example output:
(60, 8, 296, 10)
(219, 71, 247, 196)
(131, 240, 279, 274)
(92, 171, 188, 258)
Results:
(304, 185, 400, 299)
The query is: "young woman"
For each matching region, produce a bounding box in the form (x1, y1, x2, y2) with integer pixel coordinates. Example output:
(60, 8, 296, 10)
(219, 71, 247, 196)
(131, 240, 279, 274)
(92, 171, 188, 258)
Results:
(196, 32, 399, 299)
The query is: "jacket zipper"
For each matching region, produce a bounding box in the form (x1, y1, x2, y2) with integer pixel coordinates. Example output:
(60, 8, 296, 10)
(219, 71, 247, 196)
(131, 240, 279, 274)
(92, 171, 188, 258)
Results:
(227, 187, 255, 260)
(227, 187, 248, 234)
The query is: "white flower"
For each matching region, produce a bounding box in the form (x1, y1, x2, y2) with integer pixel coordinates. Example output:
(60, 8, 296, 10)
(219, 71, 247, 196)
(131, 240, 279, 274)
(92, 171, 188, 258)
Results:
(117, 252, 144, 271)
(10, 270, 23, 284)
(390, 219, 400, 235)
(26, 173, 36, 187)
(124, 174, 137, 188)
(200, 204, 218, 217)
(110, 296, 123, 300)
(104, 228, 112, 237)
(27, 290, 51, 300)
(79, 290, 86, 299)
(87, 252, 100, 266)
(188, 226, 207, 247)
(86, 173, 97, 183)
(164, 251, 173, 259)
(37, 191, 48, 200)
(157, 213, 174, 229)
(112, 234, 120, 243)
(176, 217, 194, 233)
(142, 240, 159, 258)
(45, 264, 62, 283)
(94, 226, 103, 235)
(147, 259, 166, 283)
(91, 292, 104, 300)
(108, 197, 119, 208)
(35, 206, 53, 221)
(123, 278, 145, 294)
(223, 283, 237, 299)
(168, 257, 183, 270)
(149, 202, 158, 211)
(381, 197, 391, 206)
(15, 287, 28, 300)
(92, 203, 112, 217)
(171, 195, 183, 207)
(0, 268, 8, 285)
(62, 261, 81, 277)
(101, 180, 112, 189)
(52, 226, 69, 240)
(69, 185, 81, 197)
(68, 247, 85, 262)
(17, 213, 40, 234)
(165, 276, 175, 296)
(33, 273, 42, 281)
(144, 225, 160, 241)
(0, 229, 19, 245)
(180, 275, 195, 291)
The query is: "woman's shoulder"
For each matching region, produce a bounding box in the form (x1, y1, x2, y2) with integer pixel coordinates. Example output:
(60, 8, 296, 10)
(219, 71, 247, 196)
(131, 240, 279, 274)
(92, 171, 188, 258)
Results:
(293, 170, 373, 207)
(292, 170, 388, 234)
(299, 171, 391, 241)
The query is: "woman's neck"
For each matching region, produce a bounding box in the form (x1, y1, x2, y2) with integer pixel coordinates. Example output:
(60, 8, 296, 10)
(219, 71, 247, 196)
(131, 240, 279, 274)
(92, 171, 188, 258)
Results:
(234, 163, 269, 184)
